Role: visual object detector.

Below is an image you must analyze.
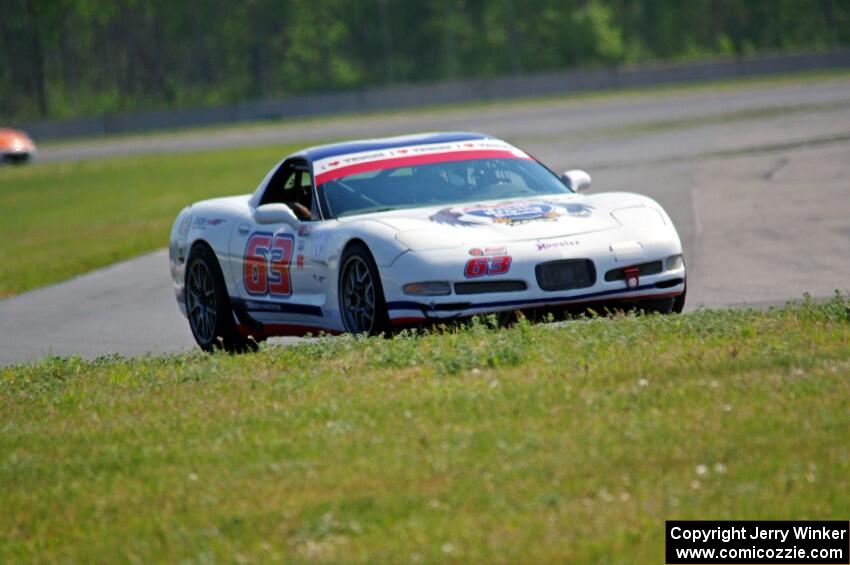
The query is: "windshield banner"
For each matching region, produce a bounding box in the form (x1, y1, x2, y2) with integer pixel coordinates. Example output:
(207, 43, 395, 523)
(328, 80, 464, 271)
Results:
(313, 139, 532, 186)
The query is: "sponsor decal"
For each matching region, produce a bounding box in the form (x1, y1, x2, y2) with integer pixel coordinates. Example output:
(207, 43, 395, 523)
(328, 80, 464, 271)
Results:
(192, 217, 226, 228)
(468, 246, 507, 256)
(296, 254, 305, 270)
(536, 238, 581, 251)
(432, 201, 593, 227)
(176, 215, 192, 261)
(244, 300, 281, 311)
(178, 215, 192, 237)
(311, 231, 329, 260)
(313, 139, 532, 186)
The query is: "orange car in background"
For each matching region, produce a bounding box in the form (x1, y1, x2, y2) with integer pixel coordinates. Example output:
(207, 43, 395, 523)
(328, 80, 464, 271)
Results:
(0, 128, 36, 164)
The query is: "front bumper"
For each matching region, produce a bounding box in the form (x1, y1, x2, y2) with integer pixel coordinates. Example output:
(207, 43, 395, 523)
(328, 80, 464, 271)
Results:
(381, 237, 685, 324)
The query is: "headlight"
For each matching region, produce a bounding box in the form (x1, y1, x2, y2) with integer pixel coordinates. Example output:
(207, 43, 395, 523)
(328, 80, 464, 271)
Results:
(611, 206, 666, 228)
(665, 254, 684, 271)
(403, 281, 451, 296)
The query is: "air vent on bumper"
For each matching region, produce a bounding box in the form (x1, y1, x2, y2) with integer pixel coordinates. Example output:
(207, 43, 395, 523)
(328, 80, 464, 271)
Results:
(454, 280, 528, 295)
(535, 259, 596, 291)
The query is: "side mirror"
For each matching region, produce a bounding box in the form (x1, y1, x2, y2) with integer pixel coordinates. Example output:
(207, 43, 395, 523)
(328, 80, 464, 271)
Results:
(561, 169, 592, 192)
(255, 203, 301, 228)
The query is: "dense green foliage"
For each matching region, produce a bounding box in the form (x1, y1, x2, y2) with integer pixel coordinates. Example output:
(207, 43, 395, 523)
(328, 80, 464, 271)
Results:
(2, 0, 849, 121)
(2, 298, 849, 561)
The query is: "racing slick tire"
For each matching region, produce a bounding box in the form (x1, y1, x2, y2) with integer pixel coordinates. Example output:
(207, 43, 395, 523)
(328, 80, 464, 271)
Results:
(637, 297, 676, 314)
(339, 243, 390, 336)
(672, 281, 687, 314)
(185, 243, 255, 352)
(2, 153, 31, 165)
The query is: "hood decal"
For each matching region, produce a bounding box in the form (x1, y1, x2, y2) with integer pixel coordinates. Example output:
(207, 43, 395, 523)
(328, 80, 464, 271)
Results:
(430, 200, 593, 227)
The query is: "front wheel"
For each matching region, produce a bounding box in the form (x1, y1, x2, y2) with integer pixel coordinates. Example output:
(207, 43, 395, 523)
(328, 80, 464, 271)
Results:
(2, 153, 31, 165)
(637, 297, 676, 314)
(185, 244, 253, 351)
(338, 244, 389, 335)
(672, 282, 687, 314)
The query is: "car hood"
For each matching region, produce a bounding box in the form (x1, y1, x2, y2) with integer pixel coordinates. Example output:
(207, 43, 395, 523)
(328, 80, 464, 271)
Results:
(351, 192, 656, 248)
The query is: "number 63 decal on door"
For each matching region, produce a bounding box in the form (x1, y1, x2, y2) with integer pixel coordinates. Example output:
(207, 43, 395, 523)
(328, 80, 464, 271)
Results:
(243, 232, 294, 296)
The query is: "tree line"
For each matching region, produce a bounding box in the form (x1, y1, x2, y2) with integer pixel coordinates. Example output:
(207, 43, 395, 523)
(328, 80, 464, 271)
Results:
(1, 0, 848, 122)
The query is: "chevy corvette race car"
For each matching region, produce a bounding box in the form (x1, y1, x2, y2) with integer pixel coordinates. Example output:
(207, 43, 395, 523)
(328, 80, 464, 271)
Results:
(169, 132, 686, 350)
(0, 128, 36, 164)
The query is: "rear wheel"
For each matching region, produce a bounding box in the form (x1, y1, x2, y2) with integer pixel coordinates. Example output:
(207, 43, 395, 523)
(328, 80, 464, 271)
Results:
(339, 243, 389, 335)
(185, 244, 253, 351)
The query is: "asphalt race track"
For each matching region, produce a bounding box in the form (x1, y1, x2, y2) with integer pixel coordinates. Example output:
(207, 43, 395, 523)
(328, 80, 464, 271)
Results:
(2, 77, 850, 364)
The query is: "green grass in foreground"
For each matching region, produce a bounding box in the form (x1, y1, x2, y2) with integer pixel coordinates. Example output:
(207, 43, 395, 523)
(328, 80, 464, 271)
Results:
(2, 298, 849, 563)
(0, 143, 302, 297)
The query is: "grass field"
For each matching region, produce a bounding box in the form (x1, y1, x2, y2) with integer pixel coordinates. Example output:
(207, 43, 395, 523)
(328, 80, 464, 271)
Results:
(0, 144, 302, 297)
(2, 298, 849, 562)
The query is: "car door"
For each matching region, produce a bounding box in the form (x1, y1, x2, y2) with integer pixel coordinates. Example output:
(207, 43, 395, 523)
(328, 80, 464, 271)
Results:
(229, 158, 326, 328)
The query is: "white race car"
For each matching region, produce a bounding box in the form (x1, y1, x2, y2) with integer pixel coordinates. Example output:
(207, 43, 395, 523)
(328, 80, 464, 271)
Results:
(169, 132, 686, 350)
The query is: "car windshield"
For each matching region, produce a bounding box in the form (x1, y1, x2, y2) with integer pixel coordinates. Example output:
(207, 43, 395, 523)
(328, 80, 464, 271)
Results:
(316, 157, 572, 219)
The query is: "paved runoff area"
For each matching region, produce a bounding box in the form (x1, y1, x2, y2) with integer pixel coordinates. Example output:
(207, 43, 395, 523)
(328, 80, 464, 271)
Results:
(2, 77, 850, 364)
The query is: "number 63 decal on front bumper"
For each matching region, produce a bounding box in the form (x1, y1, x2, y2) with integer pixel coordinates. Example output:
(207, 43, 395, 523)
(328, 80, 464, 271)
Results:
(463, 255, 512, 278)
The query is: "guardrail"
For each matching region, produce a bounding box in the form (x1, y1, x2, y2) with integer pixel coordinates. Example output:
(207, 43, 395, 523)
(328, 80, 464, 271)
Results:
(18, 50, 850, 141)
